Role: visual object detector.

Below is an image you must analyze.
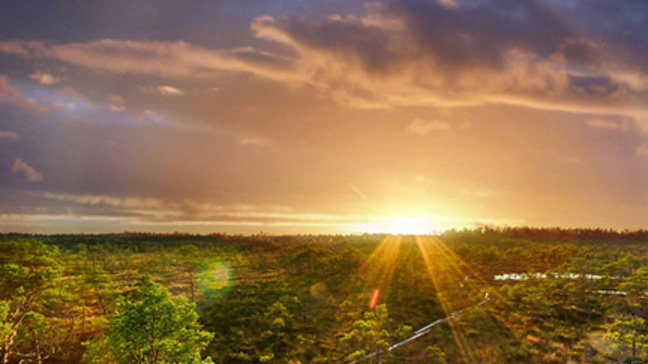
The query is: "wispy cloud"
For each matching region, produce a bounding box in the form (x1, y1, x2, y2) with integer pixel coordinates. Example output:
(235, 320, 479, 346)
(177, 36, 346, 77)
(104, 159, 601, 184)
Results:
(107, 94, 125, 112)
(0, 74, 45, 112)
(12, 159, 43, 182)
(29, 72, 61, 85)
(0, 39, 295, 80)
(0, 130, 20, 140)
(157, 85, 184, 96)
(40, 192, 353, 226)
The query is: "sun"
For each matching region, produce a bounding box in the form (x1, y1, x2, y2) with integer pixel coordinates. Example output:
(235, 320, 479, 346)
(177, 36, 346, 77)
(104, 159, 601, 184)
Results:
(359, 216, 441, 235)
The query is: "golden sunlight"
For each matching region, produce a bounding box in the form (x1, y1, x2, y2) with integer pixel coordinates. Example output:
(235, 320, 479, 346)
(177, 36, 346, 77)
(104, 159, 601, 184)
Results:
(358, 216, 443, 235)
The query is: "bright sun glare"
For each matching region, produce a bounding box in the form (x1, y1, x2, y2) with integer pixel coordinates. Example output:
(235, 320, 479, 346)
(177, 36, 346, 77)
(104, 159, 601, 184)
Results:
(359, 216, 441, 235)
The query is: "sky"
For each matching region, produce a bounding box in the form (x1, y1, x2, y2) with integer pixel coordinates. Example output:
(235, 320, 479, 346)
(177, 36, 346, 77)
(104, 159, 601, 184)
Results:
(0, 0, 647, 234)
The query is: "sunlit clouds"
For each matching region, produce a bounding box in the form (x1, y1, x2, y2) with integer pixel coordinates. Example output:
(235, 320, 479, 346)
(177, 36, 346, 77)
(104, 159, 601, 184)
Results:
(0, 74, 44, 112)
(0, 130, 19, 140)
(29, 72, 61, 85)
(0, 39, 297, 81)
(11, 159, 43, 183)
(157, 85, 184, 96)
(0, 0, 647, 232)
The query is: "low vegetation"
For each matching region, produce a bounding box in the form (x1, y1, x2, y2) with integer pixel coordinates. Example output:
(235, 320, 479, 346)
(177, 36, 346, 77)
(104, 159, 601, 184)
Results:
(1, 228, 648, 363)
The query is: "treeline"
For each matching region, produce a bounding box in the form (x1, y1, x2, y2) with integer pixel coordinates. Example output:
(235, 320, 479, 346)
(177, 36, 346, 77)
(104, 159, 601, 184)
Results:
(5, 226, 648, 245)
(442, 227, 648, 242)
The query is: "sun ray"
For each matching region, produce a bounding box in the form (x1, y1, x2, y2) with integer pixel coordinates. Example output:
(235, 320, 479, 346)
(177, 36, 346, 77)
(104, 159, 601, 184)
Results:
(415, 235, 501, 361)
(343, 235, 403, 310)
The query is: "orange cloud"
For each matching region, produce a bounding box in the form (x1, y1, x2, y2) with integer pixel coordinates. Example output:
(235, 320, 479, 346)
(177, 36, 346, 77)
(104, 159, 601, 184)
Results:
(29, 72, 61, 85)
(1, 1, 648, 121)
(157, 85, 184, 96)
(0, 130, 20, 140)
(0, 39, 296, 81)
(12, 159, 43, 182)
(248, 2, 648, 116)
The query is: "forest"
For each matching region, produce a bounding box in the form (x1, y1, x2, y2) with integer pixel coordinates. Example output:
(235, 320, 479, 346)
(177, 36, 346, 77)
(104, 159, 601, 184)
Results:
(1, 228, 648, 363)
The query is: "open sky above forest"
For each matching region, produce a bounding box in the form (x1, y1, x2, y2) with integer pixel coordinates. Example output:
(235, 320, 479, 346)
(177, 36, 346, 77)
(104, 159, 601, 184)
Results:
(1, 0, 647, 233)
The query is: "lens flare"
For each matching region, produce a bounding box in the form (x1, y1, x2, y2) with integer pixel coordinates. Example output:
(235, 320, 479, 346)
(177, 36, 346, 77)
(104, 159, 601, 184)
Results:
(369, 288, 380, 309)
(198, 260, 233, 298)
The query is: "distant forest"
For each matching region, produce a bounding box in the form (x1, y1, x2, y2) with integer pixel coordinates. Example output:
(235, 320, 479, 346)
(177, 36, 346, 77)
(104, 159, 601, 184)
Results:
(2, 228, 648, 363)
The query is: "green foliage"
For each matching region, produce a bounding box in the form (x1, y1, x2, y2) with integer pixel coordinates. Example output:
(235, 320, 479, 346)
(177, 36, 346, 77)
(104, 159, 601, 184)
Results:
(621, 266, 648, 297)
(82, 335, 112, 364)
(340, 304, 393, 361)
(103, 276, 213, 364)
(607, 315, 648, 363)
(0, 239, 64, 363)
(425, 345, 447, 364)
(2, 230, 648, 363)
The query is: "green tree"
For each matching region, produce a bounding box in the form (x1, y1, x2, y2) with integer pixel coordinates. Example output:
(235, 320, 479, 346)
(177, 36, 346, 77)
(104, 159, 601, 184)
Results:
(71, 244, 115, 337)
(620, 266, 648, 302)
(340, 304, 392, 363)
(0, 239, 62, 364)
(176, 245, 204, 303)
(606, 314, 648, 363)
(74, 244, 114, 316)
(93, 276, 214, 364)
(425, 345, 447, 364)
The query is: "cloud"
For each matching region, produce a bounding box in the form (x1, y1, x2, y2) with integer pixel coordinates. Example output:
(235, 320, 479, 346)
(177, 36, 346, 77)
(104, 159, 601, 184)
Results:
(0, 40, 48, 56)
(109, 94, 124, 104)
(0, 74, 45, 112)
(585, 118, 630, 131)
(107, 94, 125, 112)
(43, 192, 164, 211)
(38, 192, 354, 227)
(0, 130, 20, 140)
(0, 39, 296, 81)
(407, 118, 451, 134)
(109, 104, 125, 112)
(2, 1, 648, 120)
(29, 72, 61, 85)
(249, 1, 648, 116)
(11, 159, 43, 182)
(157, 85, 184, 96)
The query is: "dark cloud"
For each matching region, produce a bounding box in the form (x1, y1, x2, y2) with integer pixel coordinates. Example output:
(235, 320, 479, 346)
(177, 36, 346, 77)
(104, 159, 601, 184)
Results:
(249, 0, 648, 111)
(262, 0, 577, 75)
(384, 0, 573, 70)
(562, 40, 601, 69)
(549, 0, 648, 71)
(569, 74, 620, 97)
(272, 14, 403, 74)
